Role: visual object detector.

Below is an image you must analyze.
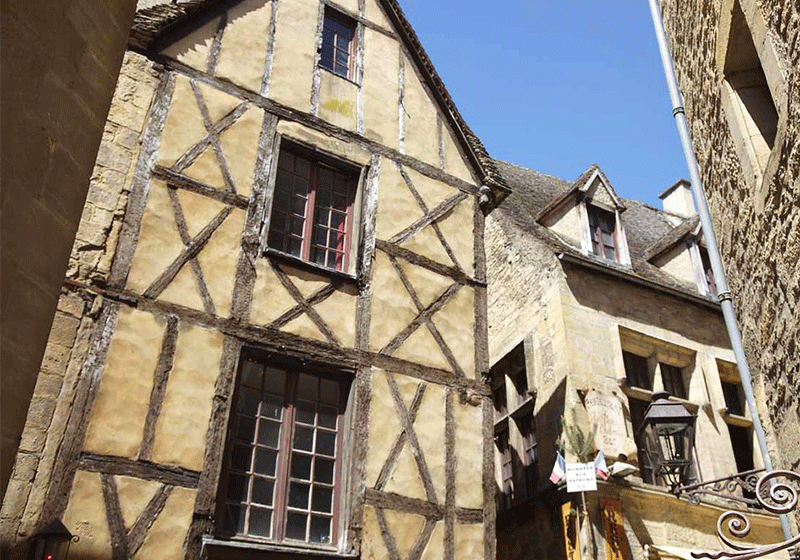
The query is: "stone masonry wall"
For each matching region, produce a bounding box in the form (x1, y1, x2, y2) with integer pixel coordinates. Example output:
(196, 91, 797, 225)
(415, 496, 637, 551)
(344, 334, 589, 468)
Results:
(659, 0, 800, 472)
(0, 51, 160, 556)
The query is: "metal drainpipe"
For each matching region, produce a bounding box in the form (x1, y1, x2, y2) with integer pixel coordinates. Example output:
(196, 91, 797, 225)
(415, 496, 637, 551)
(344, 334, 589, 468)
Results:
(646, 0, 795, 544)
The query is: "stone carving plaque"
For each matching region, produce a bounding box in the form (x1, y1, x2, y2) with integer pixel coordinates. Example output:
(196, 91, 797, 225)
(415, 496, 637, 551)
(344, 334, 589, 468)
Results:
(585, 390, 627, 457)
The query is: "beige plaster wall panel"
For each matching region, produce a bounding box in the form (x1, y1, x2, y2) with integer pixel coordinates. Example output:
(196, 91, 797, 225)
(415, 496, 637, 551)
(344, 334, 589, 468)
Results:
(175, 189, 228, 239)
(419, 520, 444, 560)
(277, 121, 373, 165)
(318, 72, 358, 132)
(403, 166, 457, 213)
(393, 372, 419, 410)
(396, 260, 454, 309)
(543, 200, 582, 247)
(383, 510, 427, 558)
(382, 439, 427, 500)
(654, 244, 697, 288)
(309, 285, 358, 348)
(284, 264, 335, 297)
(453, 522, 484, 559)
(156, 76, 210, 167)
(362, 28, 400, 148)
(126, 180, 186, 294)
(442, 127, 477, 184)
(62, 471, 112, 558)
(162, 17, 219, 71)
(454, 397, 483, 509)
(150, 324, 224, 471)
(215, 0, 271, 93)
(435, 198, 476, 277)
(249, 260, 299, 325)
(116, 475, 161, 529)
(402, 56, 440, 168)
(399, 224, 454, 268)
(282, 313, 328, 343)
(218, 106, 264, 198)
(369, 251, 419, 351)
(183, 148, 228, 190)
(268, 0, 318, 111)
(364, 0, 394, 33)
(334, 0, 359, 15)
(431, 285, 475, 376)
(158, 262, 208, 311)
(132, 487, 196, 560)
(83, 307, 164, 458)
(196, 81, 242, 124)
(374, 161, 424, 240)
(414, 382, 446, 498)
(394, 323, 452, 372)
(366, 369, 403, 487)
(194, 207, 246, 317)
(361, 505, 388, 560)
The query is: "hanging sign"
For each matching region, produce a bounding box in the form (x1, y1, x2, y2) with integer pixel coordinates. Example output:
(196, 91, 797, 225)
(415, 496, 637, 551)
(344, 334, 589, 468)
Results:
(566, 462, 598, 493)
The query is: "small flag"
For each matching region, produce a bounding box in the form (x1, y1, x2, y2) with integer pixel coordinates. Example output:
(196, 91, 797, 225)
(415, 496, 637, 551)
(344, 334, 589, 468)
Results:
(595, 450, 609, 481)
(549, 451, 566, 484)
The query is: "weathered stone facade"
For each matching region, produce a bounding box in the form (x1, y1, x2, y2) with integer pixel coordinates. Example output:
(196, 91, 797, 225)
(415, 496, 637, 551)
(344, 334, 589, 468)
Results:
(657, 0, 800, 472)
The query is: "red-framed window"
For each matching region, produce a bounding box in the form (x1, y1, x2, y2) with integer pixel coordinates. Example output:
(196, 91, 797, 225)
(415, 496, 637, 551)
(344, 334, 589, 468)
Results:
(267, 147, 358, 272)
(219, 356, 349, 546)
(320, 10, 356, 79)
(588, 205, 617, 261)
(519, 414, 538, 498)
(622, 351, 652, 390)
(496, 429, 514, 512)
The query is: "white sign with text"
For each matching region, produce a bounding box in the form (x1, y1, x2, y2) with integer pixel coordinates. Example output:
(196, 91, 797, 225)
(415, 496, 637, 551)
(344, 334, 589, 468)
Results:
(566, 462, 597, 493)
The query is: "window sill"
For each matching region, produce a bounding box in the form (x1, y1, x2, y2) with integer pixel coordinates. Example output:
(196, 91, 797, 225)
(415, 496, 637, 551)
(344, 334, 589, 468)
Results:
(203, 536, 358, 560)
(720, 409, 752, 427)
(265, 248, 359, 285)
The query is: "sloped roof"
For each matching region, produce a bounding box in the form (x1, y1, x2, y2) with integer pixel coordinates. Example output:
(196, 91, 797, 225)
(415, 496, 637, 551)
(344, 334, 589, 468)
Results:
(128, 0, 509, 199)
(491, 160, 716, 306)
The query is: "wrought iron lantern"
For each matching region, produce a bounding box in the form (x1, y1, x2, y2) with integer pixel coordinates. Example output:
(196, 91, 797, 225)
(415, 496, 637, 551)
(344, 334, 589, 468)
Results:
(640, 391, 696, 490)
(29, 519, 75, 560)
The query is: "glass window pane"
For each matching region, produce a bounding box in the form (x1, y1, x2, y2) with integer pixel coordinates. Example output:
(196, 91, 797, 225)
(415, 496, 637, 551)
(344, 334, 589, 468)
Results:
(235, 416, 256, 442)
(318, 405, 337, 429)
(313, 227, 328, 247)
(251, 477, 274, 506)
(227, 473, 249, 502)
(309, 515, 331, 544)
(248, 508, 272, 537)
(295, 157, 311, 178)
(290, 216, 305, 236)
(286, 512, 307, 541)
(259, 394, 282, 420)
(296, 400, 316, 425)
(237, 387, 260, 416)
(241, 360, 263, 388)
(258, 420, 281, 448)
(291, 453, 313, 480)
(231, 445, 252, 471)
(335, 49, 349, 67)
(298, 374, 317, 400)
(254, 448, 278, 476)
(264, 367, 286, 393)
(226, 505, 245, 534)
(291, 196, 307, 216)
(311, 247, 327, 266)
(288, 236, 302, 257)
(316, 430, 336, 457)
(311, 486, 333, 513)
(293, 426, 314, 452)
(314, 458, 335, 484)
(278, 151, 294, 171)
(288, 482, 310, 509)
(319, 379, 339, 405)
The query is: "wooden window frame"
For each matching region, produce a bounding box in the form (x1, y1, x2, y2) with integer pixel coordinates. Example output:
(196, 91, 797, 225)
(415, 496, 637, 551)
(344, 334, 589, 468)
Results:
(587, 205, 618, 262)
(496, 429, 514, 513)
(660, 363, 687, 400)
(320, 9, 357, 80)
(217, 353, 352, 548)
(519, 414, 538, 498)
(267, 143, 359, 274)
(622, 351, 652, 391)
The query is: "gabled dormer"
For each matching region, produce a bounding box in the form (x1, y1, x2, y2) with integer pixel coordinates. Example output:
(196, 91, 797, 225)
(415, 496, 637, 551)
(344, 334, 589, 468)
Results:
(536, 165, 631, 266)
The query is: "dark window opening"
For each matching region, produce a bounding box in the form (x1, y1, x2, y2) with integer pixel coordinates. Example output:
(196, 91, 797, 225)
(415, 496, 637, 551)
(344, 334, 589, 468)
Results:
(728, 424, 755, 474)
(660, 363, 687, 400)
(512, 369, 528, 407)
(629, 398, 657, 485)
(699, 246, 717, 297)
(267, 146, 358, 273)
(493, 383, 507, 419)
(722, 381, 745, 417)
(588, 205, 617, 261)
(219, 356, 349, 545)
(623, 351, 652, 390)
(320, 10, 356, 79)
(496, 430, 513, 512)
(519, 414, 538, 498)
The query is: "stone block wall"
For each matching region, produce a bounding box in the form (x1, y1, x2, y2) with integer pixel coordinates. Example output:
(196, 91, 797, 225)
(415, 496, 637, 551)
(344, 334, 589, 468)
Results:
(658, 0, 800, 472)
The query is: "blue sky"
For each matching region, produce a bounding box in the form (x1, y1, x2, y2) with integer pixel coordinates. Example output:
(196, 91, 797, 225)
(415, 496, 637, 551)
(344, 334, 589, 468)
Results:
(400, 1, 690, 207)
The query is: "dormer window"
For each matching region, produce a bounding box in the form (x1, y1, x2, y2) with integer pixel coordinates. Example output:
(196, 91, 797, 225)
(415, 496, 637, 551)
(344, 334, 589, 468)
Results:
(587, 205, 617, 261)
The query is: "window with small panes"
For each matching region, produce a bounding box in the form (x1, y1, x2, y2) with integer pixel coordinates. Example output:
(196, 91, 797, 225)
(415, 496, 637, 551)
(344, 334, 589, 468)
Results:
(587, 205, 617, 261)
(320, 10, 356, 79)
(218, 355, 350, 546)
